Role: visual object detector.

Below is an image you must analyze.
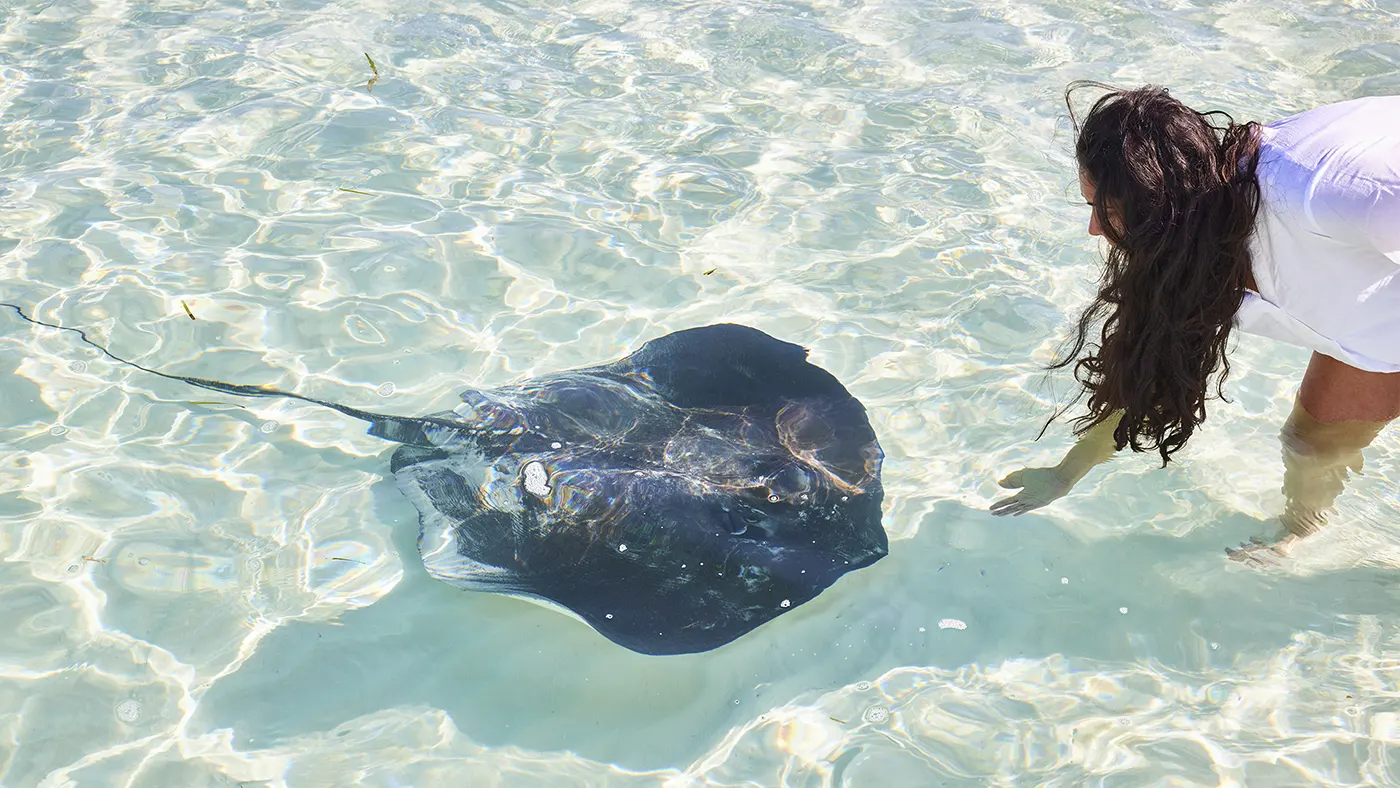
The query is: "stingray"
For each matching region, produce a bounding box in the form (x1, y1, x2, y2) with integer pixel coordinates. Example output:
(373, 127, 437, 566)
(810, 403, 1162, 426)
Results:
(3, 305, 887, 655)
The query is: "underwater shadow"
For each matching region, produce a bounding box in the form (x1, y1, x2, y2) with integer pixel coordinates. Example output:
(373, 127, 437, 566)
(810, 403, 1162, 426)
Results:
(190, 490, 1400, 771)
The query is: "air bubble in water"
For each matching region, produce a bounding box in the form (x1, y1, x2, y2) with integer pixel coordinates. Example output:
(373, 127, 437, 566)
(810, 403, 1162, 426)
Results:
(138, 557, 149, 566)
(246, 558, 262, 572)
(551, 442, 562, 449)
(618, 544, 628, 552)
(69, 361, 87, 373)
(49, 425, 68, 436)
(116, 700, 142, 723)
(259, 421, 279, 434)
(768, 494, 779, 503)
(1120, 607, 1129, 614)
(377, 382, 395, 397)
(779, 599, 791, 608)
(605, 613, 614, 619)
(840, 496, 849, 502)
(863, 706, 889, 723)
(854, 681, 872, 691)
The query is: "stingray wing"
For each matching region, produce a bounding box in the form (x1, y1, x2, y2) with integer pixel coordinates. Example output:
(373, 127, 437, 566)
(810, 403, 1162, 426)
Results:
(606, 324, 853, 411)
(614, 324, 882, 492)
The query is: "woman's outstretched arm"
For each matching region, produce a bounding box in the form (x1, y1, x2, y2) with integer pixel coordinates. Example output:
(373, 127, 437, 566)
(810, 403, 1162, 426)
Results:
(990, 410, 1124, 516)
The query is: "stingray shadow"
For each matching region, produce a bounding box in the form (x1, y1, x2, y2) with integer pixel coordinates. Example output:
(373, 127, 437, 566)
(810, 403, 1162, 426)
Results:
(190, 489, 1400, 771)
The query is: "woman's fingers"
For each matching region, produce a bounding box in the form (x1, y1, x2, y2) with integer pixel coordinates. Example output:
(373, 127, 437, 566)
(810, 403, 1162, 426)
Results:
(998, 470, 1025, 489)
(989, 495, 1024, 515)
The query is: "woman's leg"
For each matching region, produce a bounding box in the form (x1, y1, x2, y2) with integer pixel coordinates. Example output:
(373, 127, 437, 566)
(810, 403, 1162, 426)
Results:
(1229, 353, 1398, 563)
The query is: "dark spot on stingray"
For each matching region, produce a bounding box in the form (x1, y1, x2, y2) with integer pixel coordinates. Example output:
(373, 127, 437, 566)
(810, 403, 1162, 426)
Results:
(2, 305, 888, 655)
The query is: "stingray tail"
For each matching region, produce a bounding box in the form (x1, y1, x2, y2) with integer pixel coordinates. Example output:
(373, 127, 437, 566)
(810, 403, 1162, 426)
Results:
(1, 302, 454, 447)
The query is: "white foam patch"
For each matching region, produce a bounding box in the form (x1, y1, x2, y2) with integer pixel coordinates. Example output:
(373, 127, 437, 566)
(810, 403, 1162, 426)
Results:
(522, 461, 551, 498)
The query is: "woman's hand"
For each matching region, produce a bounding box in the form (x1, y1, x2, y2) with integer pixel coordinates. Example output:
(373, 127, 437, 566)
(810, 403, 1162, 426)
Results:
(990, 411, 1124, 517)
(989, 467, 1076, 516)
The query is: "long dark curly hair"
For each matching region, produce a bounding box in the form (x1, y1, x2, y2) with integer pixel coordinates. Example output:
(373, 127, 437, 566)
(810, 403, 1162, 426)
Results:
(1053, 82, 1264, 465)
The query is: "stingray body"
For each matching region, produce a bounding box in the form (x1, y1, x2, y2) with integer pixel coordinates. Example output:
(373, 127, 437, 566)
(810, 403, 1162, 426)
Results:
(6, 309, 887, 655)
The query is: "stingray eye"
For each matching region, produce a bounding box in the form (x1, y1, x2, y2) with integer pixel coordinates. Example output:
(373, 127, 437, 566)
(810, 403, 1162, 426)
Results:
(765, 464, 814, 500)
(726, 506, 773, 539)
(723, 506, 764, 536)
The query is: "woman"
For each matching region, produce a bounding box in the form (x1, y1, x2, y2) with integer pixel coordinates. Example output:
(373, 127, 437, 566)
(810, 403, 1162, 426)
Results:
(991, 83, 1400, 562)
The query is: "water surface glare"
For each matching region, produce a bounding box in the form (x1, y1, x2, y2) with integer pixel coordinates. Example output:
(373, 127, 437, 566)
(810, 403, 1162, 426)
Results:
(3, 0, 1400, 785)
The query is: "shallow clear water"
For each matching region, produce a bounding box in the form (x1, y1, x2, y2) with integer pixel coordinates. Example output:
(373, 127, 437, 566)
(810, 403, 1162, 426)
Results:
(2, 0, 1400, 785)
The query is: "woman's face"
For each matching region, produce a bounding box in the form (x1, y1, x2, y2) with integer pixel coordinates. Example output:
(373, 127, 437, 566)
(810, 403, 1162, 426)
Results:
(1078, 171, 1107, 238)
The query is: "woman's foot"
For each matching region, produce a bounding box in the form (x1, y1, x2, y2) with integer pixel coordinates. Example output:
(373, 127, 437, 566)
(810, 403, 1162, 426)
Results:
(1225, 533, 1300, 567)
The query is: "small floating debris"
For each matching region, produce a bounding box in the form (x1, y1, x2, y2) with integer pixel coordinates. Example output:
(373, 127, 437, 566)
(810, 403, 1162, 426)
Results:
(115, 700, 142, 724)
(81, 555, 106, 564)
(181, 300, 195, 320)
(186, 401, 246, 409)
(703, 268, 717, 276)
(330, 557, 365, 564)
(364, 52, 379, 92)
(338, 187, 373, 196)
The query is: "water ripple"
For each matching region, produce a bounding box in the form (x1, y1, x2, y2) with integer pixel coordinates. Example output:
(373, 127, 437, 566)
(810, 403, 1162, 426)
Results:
(2, 0, 1399, 783)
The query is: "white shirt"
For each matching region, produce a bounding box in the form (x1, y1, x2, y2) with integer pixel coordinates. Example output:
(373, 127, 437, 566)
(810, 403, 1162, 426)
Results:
(1236, 96, 1400, 372)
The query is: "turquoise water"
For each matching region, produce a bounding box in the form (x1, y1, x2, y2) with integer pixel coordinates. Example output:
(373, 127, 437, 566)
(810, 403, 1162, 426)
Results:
(3, 0, 1400, 785)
